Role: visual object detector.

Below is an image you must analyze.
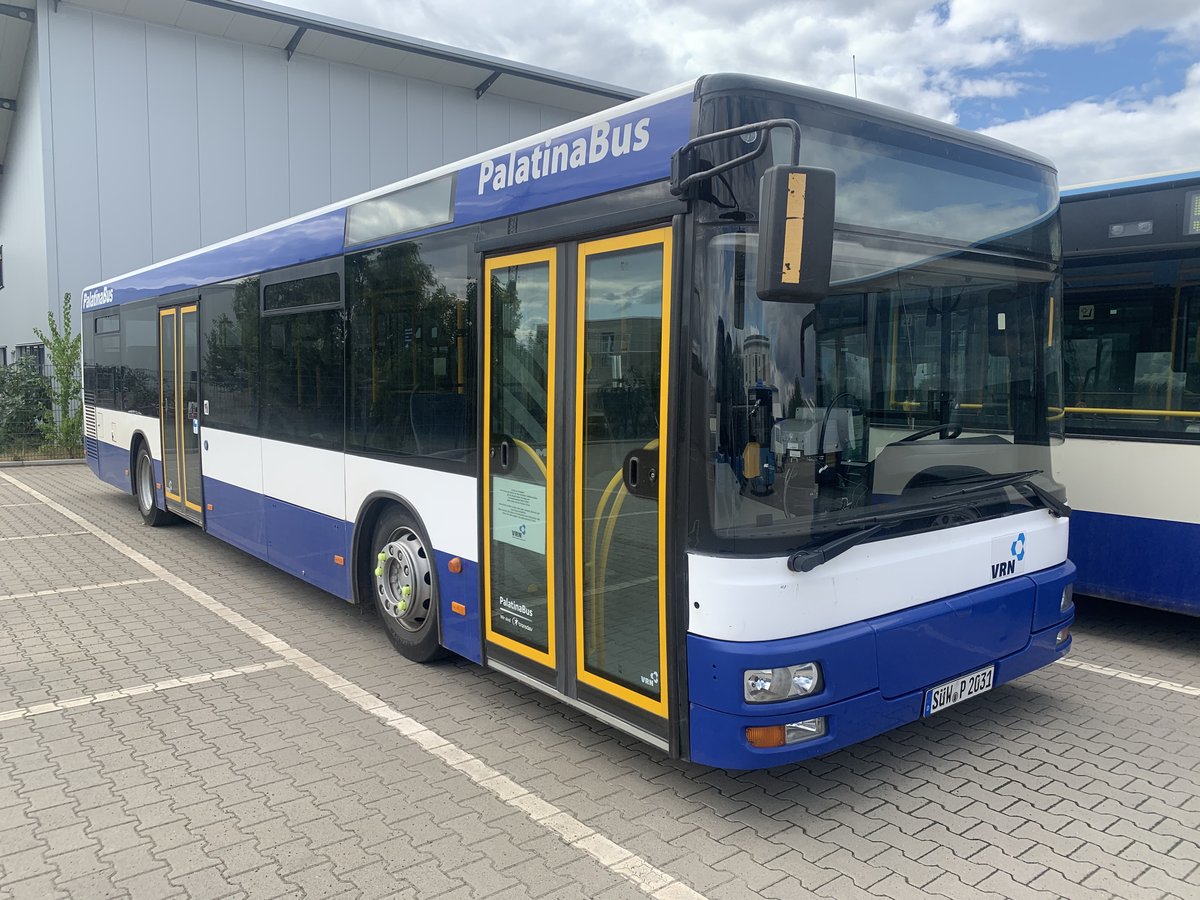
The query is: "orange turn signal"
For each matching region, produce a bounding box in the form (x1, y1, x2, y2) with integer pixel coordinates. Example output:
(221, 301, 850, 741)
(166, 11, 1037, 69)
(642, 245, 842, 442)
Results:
(451, 601, 466, 616)
(745, 725, 786, 749)
(447, 557, 463, 574)
(333, 555, 345, 566)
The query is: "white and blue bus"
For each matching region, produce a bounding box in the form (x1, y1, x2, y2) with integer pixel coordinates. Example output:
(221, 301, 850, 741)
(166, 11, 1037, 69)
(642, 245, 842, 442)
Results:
(1057, 171, 1200, 615)
(82, 74, 1074, 770)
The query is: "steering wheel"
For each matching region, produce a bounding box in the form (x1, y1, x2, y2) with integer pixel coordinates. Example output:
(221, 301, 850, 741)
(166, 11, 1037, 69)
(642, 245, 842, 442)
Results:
(897, 423, 962, 443)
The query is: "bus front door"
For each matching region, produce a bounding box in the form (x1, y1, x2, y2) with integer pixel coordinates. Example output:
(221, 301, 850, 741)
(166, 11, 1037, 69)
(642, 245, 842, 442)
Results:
(483, 227, 673, 747)
(159, 303, 204, 525)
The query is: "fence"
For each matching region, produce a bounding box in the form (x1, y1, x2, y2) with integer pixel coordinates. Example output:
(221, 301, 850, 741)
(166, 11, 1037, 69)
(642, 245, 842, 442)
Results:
(0, 359, 84, 462)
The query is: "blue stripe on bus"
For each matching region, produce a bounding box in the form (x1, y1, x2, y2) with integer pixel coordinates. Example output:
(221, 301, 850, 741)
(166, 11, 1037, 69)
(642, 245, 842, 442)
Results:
(453, 93, 693, 226)
(686, 562, 1074, 769)
(87, 209, 347, 308)
(1069, 510, 1200, 615)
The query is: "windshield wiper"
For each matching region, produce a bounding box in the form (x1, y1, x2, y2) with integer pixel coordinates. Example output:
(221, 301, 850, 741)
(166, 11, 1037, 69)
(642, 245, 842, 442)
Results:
(932, 469, 1070, 518)
(788, 524, 884, 573)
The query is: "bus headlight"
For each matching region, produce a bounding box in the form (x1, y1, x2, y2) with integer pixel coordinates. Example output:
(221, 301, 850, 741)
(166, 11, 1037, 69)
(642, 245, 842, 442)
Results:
(744, 663, 822, 702)
(1061, 584, 1074, 613)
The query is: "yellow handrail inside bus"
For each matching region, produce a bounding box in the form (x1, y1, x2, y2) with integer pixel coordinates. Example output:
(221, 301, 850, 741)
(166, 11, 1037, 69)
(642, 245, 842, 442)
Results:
(1065, 406, 1200, 418)
(586, 438, 659, 661)
(510, 437, 547, 480)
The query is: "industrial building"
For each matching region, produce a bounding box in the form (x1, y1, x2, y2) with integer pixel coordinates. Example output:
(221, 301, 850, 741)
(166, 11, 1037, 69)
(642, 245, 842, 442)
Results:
(0, 0, 635, 364)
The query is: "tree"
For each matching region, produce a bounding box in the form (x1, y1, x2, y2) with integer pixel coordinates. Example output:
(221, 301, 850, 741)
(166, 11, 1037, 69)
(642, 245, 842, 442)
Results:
(33, 291, 83, 453)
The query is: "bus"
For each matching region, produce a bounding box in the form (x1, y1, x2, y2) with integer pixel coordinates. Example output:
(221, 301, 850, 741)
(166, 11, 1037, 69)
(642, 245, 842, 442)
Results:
(81, 73, 1074, 770)
(1058, 171, 1200, 615)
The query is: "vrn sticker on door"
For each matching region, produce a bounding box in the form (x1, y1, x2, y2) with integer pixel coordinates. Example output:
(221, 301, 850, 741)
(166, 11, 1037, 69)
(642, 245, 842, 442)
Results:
(990, 531, 1027, 580)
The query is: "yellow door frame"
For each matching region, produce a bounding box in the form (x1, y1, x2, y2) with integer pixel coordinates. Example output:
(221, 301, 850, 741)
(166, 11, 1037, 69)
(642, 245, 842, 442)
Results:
(573, 226, 673, 719)
(482, 247, 558, 669)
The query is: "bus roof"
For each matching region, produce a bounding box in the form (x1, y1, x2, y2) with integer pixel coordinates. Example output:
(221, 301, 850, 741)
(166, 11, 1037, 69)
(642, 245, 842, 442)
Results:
(1062, 169, 1200, 198)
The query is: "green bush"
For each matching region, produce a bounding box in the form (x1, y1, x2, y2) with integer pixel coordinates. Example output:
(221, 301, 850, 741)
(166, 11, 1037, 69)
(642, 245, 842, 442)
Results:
(0, 357, 53, 454)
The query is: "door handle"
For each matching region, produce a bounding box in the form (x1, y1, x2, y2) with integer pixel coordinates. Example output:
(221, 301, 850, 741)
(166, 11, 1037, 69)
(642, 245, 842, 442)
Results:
(622, 449, 658, 500)
(493, 434, 514, 474)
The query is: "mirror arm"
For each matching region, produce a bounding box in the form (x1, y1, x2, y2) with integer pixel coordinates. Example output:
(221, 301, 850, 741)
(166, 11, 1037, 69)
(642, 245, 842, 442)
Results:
(671, 119, 801, 197)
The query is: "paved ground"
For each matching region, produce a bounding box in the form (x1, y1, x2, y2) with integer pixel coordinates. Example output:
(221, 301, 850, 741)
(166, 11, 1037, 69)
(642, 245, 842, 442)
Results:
(1, 462, 1199, 900)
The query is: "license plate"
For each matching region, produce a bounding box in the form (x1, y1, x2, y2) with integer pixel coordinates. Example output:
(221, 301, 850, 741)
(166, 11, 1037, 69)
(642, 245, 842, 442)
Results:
(924, 665, 995, 716)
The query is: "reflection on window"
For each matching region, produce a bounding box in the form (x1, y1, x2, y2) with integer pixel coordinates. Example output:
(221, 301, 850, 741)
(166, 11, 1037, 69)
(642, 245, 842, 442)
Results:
(260, 308, 345, 450)
(346, 235, 475, 461)
(345, 177, 454, 247)
(201, 280, 259, 432)
(263, 272, 340, 312)
(121, 302, 160, 417)
(695, 226, 1061, 546)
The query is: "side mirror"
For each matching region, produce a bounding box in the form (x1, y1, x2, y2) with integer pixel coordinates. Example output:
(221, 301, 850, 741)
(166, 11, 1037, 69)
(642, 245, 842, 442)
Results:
(756, 166, 835, 302)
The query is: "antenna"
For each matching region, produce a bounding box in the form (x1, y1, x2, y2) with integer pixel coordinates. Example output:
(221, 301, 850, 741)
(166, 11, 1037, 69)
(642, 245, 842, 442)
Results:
(852, 55, 858, 98)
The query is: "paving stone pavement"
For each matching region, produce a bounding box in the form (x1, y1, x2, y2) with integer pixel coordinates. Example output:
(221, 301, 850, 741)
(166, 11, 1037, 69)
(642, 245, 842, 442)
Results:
(1, 462, 1198, 899)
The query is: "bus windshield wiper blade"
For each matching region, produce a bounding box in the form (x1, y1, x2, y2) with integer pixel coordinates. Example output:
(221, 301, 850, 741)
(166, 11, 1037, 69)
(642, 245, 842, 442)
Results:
(788, 524, 884, 573)
(932, 469, 1070, 518)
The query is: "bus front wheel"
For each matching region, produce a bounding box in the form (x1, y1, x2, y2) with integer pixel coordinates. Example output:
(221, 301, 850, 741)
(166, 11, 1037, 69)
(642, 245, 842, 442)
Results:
(135, 443, 172, 527)
(369, 505, 447, 663)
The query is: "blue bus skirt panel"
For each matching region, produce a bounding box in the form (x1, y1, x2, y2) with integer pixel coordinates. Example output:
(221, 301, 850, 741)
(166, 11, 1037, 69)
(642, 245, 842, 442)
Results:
(93, 438, 131, 493)
(686, 561, 1075, 770)
(435, 552, 483, 664)
(1069, 510, 1200, 615)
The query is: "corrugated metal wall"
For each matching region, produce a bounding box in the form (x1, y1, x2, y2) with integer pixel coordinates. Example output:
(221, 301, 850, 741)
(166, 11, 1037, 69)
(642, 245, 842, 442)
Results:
(41, 2, 578, 309)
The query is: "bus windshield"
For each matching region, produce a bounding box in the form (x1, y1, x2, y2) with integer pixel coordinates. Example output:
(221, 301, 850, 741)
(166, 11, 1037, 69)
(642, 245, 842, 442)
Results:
(688, 94, 1064, 550)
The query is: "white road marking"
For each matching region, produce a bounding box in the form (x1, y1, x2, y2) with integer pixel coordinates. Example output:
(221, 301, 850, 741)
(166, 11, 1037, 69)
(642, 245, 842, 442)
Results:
(0, 470, 708, 900)
(0, 660, 293, 722)
(0, 502, 40, 508)
(0, 577, 160, 603)
(1056, 656, 1200, 697)
(0, 531, 90, 542)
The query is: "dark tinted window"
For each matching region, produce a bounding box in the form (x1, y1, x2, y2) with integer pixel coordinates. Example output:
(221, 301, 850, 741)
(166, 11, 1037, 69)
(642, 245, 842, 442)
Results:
(200, 279, 259, 432)
(121, 302, 160, 416)
(346, 233, 476, 461)
(260, 304, 344, 450)
(263, 272, 340, 312)
(92, 318, 122, 408)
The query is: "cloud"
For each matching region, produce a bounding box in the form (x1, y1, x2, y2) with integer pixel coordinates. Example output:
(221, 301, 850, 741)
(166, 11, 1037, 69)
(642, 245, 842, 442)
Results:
(943, 0, 1200, 46)
(291, 1, 1200, 182)
(983, 63, 1200, 185)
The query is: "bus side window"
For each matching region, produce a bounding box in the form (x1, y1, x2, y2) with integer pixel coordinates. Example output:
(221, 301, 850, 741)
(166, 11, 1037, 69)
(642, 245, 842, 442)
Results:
(259, 271, 345, 450)
(345, 235, 476, 460)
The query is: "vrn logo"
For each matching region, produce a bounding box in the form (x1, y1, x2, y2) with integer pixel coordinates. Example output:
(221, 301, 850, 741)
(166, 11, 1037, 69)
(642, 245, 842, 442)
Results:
(991, 532, 1026, 579)
(511, 523, 527, 541)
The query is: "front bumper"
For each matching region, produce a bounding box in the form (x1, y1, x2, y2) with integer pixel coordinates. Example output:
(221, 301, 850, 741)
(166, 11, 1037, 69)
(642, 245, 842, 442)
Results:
(686, 561, 1075, 770)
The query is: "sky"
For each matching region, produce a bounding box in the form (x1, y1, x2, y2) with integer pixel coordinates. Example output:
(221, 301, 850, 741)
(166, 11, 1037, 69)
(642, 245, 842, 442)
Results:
(286, 0, 1200, 188)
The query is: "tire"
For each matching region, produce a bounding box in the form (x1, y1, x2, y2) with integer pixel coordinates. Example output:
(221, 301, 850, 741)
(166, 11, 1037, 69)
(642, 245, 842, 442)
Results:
(369, 505, 446, 662)
(134, 442, 172, 527)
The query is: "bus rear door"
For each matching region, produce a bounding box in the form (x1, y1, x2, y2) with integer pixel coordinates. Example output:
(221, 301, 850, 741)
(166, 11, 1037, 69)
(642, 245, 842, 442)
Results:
(159, 302, 204, 525)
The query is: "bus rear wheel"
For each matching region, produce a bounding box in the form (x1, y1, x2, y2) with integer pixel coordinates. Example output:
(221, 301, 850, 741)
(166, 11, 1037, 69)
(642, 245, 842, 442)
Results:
(135, 443, 172, 527)
(369, 506, 446, 662)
